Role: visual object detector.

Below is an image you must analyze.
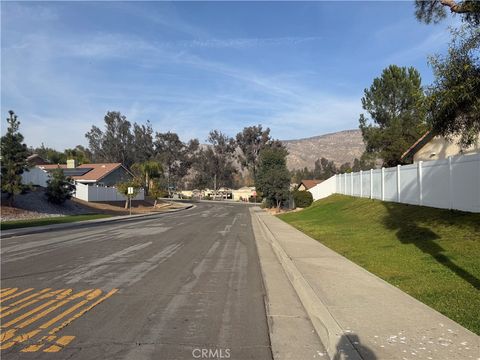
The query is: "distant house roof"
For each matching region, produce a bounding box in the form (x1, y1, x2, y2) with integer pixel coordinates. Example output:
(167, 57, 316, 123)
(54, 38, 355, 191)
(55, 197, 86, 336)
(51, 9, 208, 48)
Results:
(38, 163, 132, 182)
(400, 130, 435, 162)
(27, 154, 49, 165)
(298, 179, 321, 190)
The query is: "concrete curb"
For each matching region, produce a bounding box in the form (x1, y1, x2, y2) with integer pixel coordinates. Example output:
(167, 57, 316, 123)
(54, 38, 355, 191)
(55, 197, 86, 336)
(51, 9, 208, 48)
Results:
(253, 209, 362, 360)
(1, 204, 194, 239)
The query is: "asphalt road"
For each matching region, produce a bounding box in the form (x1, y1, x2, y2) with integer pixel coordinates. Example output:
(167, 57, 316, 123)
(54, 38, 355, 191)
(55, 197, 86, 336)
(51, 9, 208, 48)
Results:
(1, 202, 273, 360)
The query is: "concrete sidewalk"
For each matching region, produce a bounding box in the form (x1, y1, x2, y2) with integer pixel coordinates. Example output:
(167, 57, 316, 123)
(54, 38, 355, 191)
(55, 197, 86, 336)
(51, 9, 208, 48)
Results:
(251, 208, 479, 360)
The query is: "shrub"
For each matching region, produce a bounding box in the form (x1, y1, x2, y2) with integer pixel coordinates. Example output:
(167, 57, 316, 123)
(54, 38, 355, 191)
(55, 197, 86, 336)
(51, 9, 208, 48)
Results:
(293, 190, 313, 208)
(45, 168, 75, 204)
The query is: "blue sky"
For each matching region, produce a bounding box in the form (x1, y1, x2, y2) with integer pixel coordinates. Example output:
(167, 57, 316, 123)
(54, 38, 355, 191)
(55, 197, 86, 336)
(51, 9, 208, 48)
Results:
(1, 1, 456, 150)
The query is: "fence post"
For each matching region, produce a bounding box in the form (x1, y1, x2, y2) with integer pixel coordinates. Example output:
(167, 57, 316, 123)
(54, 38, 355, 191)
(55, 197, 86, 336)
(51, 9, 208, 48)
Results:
(370, 169, 373, 199)
(397, 164, 401, 203)
(418, 161, 423, 206)
(350, 172, 354, 196)
(448, 156, 453, 210)
(360, 170, 363, 198)
(344, 173, 347, 195)
(381, 167, 385, 201)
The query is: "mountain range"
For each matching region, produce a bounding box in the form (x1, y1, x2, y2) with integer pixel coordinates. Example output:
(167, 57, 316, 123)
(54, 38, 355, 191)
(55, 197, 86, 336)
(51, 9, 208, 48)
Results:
(282, 129, 365, 170)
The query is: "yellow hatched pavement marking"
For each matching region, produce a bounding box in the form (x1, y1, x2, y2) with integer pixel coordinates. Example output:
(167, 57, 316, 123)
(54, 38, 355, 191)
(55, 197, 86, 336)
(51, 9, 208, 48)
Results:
(0, 289, 11, 293)
(0, 289, 18, 298)
(47, 289, 118, 336)
(0, 288, 117, 352)
(0, 289, 34, 303)
(20, 335, 56, 353)
(1, 289, 72, 327)
(14, 289, 94, 330)
(0, 288, 51, 311)
(0, 289, 65, 320)
(43, 336, 76, 353)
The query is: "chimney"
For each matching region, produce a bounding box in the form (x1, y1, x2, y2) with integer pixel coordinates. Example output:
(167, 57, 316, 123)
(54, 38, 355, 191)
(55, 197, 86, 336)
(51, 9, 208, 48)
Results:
(67, 159, 77, 169)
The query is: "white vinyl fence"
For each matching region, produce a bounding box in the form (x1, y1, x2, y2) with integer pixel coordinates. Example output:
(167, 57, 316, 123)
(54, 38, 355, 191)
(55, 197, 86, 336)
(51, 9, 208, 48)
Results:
(21, 167, 50, 187)
(75, 183, 145, 202)
(309, 153, 480, 213)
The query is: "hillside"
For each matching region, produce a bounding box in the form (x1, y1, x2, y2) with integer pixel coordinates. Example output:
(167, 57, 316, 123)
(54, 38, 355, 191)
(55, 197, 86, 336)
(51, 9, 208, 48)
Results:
(282, 129, 365, 170)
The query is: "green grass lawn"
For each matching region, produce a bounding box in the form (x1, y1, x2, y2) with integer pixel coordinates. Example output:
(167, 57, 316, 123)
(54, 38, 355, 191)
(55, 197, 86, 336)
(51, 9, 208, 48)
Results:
(278, 194, 480, 334)
(1, 214, 112, 230)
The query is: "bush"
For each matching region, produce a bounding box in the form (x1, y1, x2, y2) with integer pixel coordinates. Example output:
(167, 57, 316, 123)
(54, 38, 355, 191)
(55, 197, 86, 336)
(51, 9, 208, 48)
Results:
(293, 190, 313, 208)
(45, 168, 75, 204)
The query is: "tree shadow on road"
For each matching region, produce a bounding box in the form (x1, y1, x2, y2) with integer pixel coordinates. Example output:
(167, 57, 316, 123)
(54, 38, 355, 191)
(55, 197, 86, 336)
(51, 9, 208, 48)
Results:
(382, 202, 480, 290)
(333, 333, 376, 360)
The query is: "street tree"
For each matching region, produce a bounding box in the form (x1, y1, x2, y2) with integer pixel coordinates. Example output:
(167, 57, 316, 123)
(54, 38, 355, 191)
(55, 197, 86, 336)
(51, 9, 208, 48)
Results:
(131, 160, 163, 195)
(1, 111, 29, 206)
(255, 145, 290, 209)
(359, 65, 428, 166)
(235, 125, 272, 181)
(116, 179, 142, 209)
(45, 168, 75, 204)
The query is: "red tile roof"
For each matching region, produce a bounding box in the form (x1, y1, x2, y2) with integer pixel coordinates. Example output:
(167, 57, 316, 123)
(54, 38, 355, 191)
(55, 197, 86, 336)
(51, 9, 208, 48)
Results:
(38, 163, 126, 182)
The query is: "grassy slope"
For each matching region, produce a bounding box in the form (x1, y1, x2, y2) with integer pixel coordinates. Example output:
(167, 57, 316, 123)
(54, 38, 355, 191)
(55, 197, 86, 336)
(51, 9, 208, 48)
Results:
(1, 214, 112, 230)
(278, 194, 480, 334)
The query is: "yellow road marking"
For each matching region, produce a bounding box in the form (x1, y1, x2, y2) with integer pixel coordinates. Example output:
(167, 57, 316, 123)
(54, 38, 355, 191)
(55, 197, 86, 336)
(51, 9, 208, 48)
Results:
(0, 289, 18, 298)
(0, 288, 51, 311)
(1, 289, 72, 328)
(0, 288, 117, 353)
(48, 288, 118, 336)
(0, 299, 40, 319)
(0, 289, 11, 293)
(15, 289, 94, 330)
(43, 336, 75, 353)
(0, 289, 59, 319)
(20, 335, 56, 353)
(0, 330, 40, 350)
(0, 288, 33, 303)
(0, 329, 16, 343)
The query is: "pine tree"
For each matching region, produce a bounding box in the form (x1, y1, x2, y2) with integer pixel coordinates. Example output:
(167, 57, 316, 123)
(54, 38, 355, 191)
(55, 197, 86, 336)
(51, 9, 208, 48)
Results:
(1, 111, 29, 206)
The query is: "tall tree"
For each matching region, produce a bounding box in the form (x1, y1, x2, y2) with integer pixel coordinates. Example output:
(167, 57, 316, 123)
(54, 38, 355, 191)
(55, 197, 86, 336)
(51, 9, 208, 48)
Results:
(64, 145, 92, 165)
(235, 125, 272, 181)
(155, 132, 198, 193)
(85, 111, 135, 167)
(193, 130, 237, 191)
(415, 0, 480, 25)
(414, 1, 479, 146)
(426, 25, 480, 147)
(255, 145, 290, 209)
(1, 111, 29, 206)
(359, 65, 427, 166)
(133, 121, 155, 163)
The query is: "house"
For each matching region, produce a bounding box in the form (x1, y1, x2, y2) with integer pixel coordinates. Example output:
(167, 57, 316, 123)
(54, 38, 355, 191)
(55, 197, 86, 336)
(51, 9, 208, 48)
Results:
(26, 154, 49, 166)
(231, 186, 256, 201)
(297, 179, 321, 191)
(38, 160, 134, 186)
(401, 131, 480, 163)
